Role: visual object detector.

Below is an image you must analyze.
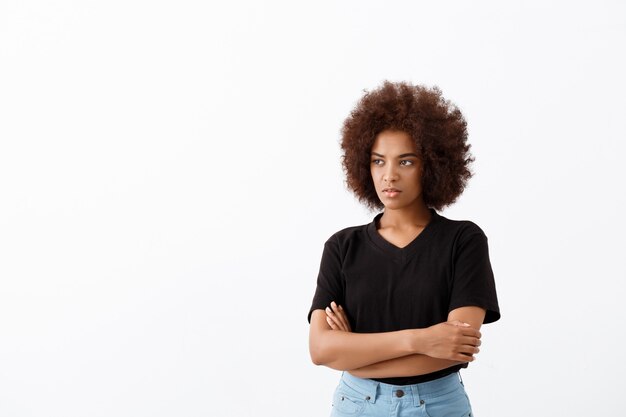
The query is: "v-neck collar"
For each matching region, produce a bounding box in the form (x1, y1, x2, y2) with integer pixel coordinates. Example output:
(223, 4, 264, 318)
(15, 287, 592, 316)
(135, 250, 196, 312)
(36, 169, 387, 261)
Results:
(366, 207, 441, 261)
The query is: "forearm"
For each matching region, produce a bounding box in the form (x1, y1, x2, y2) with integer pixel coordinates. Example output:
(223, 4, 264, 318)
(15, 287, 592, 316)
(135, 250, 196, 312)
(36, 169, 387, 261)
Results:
(345, 305, 487, 379)
(309, 308, 481, 371)
(347, 354, 465, 378)
(313, 328, 418, 371)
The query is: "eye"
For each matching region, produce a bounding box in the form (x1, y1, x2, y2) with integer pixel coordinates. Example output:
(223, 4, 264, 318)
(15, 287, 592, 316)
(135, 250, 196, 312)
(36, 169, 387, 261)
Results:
(400, 160, 414, 166)
(371, 159, 383, 165)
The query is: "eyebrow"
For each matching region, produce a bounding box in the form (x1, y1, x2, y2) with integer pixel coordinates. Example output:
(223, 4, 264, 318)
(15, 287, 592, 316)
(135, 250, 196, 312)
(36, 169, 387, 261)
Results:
(371, 152, 419, 158)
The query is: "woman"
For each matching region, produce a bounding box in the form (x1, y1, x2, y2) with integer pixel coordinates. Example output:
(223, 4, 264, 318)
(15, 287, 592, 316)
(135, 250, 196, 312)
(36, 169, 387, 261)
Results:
(307, 81, 500, 417)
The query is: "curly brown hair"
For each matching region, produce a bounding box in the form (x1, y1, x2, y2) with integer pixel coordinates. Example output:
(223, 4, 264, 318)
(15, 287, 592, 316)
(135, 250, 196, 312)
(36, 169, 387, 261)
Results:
(339, 80, 475, 212)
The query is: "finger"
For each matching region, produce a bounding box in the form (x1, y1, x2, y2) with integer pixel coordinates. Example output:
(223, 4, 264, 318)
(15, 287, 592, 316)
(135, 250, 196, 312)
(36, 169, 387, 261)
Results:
(456, 352, 475, 362)
(330, 302, 348, 330)
(331, 302, 350, 330)
(459, 345, 480, 355)
(463, 338, 481, 348)
(330, 313, 347, 331)
(339, 306, 352, 331)
(460, 336, 482, 347)
(460, 328, 481, 339)
(326, 316, 337, 329)
(447, 320, 470, 327)
(451, 322, 478, 332)
(338, 309, 351, 332)
(451, 327, 480, 343)
(326, 306, 347, 331)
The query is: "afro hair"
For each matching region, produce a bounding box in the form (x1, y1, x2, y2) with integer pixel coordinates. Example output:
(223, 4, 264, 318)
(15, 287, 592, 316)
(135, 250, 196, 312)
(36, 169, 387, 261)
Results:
(340, 80, 475, 212)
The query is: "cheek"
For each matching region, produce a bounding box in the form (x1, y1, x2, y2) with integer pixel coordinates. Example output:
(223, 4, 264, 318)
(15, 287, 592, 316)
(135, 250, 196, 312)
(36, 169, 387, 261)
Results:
(410, 176, 424, 192)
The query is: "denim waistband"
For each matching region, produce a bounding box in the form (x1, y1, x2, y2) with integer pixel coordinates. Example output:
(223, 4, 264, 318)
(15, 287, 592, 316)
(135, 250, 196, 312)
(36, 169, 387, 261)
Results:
(339, 370, 463, 405)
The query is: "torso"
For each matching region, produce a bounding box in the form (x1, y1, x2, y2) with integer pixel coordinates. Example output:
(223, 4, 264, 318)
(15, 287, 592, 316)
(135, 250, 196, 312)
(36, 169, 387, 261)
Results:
(307, 207, 500, 384)
(376, 227, 426, 249)
(375, 218, 428, 249)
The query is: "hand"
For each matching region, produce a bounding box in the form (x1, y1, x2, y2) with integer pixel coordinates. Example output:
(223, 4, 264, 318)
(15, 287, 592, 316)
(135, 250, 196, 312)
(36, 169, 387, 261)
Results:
(420, 321, 481, 362)
(325, 301, 352, 332)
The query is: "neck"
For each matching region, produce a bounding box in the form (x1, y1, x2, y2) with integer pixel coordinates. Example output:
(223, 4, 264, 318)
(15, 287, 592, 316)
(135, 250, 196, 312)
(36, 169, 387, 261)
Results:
(379, 204, 432, 230)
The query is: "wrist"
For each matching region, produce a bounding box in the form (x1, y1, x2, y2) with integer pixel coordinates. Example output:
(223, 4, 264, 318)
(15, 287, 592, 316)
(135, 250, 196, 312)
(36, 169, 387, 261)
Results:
(408, 328, 429, 355)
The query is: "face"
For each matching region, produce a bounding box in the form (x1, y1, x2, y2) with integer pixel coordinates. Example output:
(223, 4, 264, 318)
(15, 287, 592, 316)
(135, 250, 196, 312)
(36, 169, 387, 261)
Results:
(370, 130, 425, 210)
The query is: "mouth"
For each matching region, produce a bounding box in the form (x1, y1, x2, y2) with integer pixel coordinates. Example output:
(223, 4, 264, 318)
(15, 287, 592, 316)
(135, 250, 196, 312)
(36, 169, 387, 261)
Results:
(382, 188, 401, 197)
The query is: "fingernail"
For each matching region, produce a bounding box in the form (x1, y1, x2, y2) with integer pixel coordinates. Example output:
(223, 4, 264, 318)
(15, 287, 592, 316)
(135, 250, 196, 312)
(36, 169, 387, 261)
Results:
(331, 301, 336, 307)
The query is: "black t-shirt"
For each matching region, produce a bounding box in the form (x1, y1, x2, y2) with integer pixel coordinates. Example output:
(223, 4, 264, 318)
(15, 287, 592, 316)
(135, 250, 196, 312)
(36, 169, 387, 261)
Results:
(307, 207, 500, 385)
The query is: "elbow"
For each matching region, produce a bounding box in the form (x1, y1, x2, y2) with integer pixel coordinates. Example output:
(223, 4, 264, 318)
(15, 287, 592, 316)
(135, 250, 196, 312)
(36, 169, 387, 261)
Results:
(309, 332, 336, 366)
(309, 343, 328, 366)
(310, 345, 347, 370)
(310, 354, 345, 370)
(311, 354, 324, 366)
(309, 346, 322, 365)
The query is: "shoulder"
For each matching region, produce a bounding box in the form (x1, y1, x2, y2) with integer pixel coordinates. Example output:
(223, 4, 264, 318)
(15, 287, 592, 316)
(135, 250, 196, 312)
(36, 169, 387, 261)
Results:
(434, 212, 490, 249)
(436, 212, 488, 237)
(317, 221, 369, 265)
(322, 219, 371, 248)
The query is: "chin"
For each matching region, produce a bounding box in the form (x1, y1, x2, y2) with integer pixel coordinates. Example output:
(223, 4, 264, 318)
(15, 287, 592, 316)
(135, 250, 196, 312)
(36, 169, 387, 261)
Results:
(382, 201, 405, 209)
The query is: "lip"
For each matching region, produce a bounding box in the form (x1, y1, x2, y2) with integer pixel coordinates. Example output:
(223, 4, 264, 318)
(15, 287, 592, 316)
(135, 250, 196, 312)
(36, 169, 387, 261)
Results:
(383, 189, 401, 198)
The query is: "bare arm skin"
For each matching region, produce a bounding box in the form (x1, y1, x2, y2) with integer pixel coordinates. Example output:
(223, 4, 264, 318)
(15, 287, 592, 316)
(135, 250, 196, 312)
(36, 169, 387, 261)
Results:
(309, 309, 416, 370)
(308, 306, 482, 371)
(345, 306, 486, 378)
(349, 355, 465, 378)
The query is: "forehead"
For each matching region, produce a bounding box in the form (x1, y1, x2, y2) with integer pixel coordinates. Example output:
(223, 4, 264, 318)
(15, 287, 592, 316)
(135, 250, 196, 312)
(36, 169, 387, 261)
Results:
(371, 130, 417, 154)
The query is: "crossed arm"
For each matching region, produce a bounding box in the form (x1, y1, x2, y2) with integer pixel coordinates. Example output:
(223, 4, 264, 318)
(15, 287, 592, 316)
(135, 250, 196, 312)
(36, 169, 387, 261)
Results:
(308, 304, 486, 378)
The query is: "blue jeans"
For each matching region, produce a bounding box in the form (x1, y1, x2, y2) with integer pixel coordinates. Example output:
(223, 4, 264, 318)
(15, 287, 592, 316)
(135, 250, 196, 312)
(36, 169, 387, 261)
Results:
(330, 371, 473, 417)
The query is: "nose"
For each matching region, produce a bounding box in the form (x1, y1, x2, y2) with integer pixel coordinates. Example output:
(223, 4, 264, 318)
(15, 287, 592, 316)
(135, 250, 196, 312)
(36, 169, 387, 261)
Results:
(384, 165, 399, 183)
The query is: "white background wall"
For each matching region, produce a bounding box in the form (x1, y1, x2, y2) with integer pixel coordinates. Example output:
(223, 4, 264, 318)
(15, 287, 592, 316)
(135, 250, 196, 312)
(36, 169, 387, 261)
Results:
(1, 1, 625, 416)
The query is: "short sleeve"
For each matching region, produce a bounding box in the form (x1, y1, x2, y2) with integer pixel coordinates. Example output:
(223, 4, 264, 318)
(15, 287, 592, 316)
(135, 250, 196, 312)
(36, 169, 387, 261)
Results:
(448, 227, 501, 324)
(307, 235, 344, 324)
